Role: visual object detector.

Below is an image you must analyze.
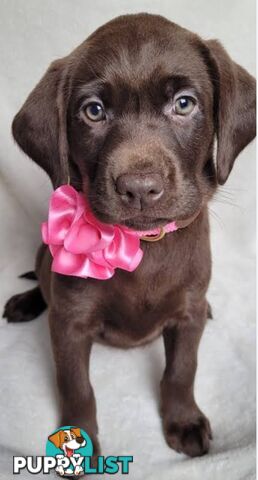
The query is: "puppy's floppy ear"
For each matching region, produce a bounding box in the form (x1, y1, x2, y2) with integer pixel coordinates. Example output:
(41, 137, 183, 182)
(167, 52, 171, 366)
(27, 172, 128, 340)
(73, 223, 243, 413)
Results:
(71, 427, 81, 437)
(207, 40, 256, 185)
(48, 430, 62, 448)
(12, 58, 71, 187)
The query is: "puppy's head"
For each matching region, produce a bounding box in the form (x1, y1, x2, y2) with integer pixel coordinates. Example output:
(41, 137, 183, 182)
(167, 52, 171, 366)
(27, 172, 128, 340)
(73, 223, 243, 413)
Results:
(48, 428, 86, 455)
(12, 14, 256, 230)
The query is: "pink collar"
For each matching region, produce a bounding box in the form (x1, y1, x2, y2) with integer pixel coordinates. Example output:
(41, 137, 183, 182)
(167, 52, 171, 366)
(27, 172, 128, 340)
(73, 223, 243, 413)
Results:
(42, 185, 177, 280)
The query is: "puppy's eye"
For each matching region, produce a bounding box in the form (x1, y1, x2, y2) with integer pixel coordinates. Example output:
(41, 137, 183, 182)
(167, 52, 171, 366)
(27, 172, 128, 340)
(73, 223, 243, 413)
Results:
(64, 436, 69, 442)
(174, 96, 195, 115)
(84, 102, 105, 122)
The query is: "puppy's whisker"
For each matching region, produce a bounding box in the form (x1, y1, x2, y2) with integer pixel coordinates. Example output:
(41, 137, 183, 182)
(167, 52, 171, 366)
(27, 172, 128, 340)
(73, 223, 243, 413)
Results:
(208, 207, 225, 229)
(218, 185, 247, 194)
(212, 199, 244, 211)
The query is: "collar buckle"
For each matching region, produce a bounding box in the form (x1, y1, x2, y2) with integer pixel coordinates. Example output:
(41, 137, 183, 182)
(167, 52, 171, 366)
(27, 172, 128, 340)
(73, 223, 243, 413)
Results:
(141, 227, 166, 242)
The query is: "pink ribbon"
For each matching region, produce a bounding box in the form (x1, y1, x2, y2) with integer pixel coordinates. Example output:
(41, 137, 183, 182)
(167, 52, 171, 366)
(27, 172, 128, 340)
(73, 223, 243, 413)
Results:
(42, 185, 177, 280)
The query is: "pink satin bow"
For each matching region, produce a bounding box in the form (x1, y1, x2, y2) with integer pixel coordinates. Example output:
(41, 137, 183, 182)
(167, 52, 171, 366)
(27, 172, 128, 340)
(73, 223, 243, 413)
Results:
(42, 185, 177, 280)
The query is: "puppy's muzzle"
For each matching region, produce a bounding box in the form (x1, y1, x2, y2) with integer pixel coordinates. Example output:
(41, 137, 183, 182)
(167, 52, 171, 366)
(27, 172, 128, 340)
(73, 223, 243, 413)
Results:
(116, 173, 164, 209)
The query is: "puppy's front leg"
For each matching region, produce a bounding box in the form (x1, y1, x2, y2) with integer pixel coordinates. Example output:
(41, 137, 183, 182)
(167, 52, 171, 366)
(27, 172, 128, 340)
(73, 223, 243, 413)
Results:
(49, 307, 100, 458)
(161, 301, 212, 457)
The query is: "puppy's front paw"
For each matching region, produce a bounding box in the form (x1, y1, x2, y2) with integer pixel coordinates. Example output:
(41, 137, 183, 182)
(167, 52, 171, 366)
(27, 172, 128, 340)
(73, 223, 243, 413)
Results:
(3, 287, 46, 322)
(163, 413, 212, 457)
(55, 465, 65, 476)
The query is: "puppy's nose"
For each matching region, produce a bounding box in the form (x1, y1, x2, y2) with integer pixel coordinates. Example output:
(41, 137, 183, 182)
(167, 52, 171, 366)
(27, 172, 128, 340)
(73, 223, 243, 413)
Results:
(116, 173, 164, 209)
(76, 436, 85, 444)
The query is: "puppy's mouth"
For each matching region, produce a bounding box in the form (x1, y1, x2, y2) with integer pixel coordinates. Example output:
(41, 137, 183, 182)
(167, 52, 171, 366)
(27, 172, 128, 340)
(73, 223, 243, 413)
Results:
(64, 446, 74, 458)
(92, 207, 173, 230)
(90, 204, 170, 230)
(92, 207, 201, 231)
(90, 196, 203, 231)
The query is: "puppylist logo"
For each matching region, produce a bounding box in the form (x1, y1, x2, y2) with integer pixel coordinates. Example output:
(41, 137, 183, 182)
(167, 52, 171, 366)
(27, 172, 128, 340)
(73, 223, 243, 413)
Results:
(13, 426, 133, 476)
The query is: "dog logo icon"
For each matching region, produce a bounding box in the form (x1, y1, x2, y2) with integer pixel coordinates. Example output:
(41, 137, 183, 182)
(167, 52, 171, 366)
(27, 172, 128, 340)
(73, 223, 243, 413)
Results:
(14, 425, 132, 476)
(46, 426, 93, 476)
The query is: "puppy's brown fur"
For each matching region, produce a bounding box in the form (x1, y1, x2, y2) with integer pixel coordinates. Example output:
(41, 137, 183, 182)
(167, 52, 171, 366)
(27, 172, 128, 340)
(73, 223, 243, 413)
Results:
(4, 13, 256, 460)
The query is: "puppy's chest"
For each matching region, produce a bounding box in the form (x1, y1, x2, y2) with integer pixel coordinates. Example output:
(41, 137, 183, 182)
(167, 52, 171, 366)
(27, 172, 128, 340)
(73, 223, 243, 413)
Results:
(93, 232, 205, 347)
(97, 266, 185, 347)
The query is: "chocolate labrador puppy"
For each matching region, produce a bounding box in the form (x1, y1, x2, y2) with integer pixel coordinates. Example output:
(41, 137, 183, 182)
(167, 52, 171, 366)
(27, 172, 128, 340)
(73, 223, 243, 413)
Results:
(4, 13, 256, 460)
